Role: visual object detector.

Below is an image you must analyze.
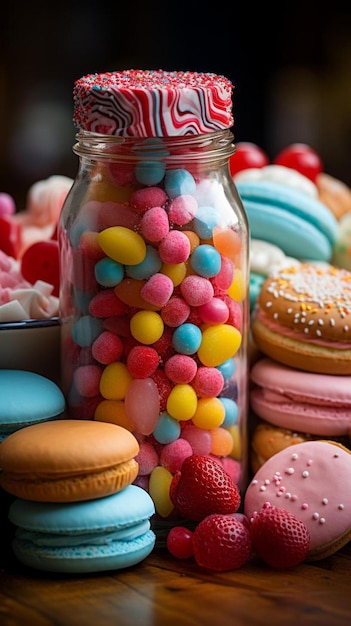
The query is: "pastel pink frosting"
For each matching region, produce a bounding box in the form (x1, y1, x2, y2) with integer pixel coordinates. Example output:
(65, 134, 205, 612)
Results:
(244, 440, 351, 553)
(250, 358, 351, 435)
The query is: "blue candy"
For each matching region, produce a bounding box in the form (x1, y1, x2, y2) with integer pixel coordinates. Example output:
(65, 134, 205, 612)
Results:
(190, 244, 221, 277)
(153, 412, 181, 444)
(172, 323, 202, 355)
(95, 257, 124, 287)
(219, 397, 239, 427)
(193, 206, 220, 239)
(164, 169, 196, 198)
(126, 245, 162, 279)
(135, 160, 166, 186)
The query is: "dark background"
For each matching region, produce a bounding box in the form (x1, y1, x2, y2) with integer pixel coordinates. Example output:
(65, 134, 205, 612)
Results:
(1, 2, 351, 210)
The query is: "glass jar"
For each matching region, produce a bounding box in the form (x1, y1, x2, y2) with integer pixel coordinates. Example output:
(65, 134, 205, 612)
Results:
(58, 70, 250, 536)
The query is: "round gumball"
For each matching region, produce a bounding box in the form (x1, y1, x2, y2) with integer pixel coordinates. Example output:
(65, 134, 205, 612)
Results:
(229, 142, 269, 176)
(273, 143, 323, 183)
(21, 240, 60, 296)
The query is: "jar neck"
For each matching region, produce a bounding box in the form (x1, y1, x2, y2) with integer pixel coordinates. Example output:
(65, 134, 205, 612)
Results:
(73, 129, 235, 166)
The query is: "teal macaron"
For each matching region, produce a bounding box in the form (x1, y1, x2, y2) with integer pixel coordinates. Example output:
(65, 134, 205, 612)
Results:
(8, 484, 156, 573)
(236, 180, 338, 261)
(0, 370, 65, 441)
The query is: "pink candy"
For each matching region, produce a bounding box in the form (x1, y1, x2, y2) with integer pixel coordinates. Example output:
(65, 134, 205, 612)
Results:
(159, 438, 193, 473)
(92, 330, 124, 364)
(158, 230, 190, 264)
(161, 296, 190, 327)
(168, 194, 198, 226)
(135, 441, 159, 475)
(0, 192, 16, 216)
(198, 297, 229, 324)
(89, 289, 128, 317)
(140, 206, 169, 241)
(180, 275, 214, 306)
(192, 366, 224, 397)
(140, 273, 174, 307)
(164, 354, 197, 384)
(181, 423, 212, 455)
(73, 364, 102, 397)
(131, 187, 167, 213)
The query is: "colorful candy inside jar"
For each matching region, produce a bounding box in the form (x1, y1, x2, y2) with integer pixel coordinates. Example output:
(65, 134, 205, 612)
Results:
(58, 70, 250, 531)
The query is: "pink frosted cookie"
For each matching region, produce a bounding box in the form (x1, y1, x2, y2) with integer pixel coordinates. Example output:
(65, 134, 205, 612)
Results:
(250, 357, 351, 436)
(244, 440, 351, 560)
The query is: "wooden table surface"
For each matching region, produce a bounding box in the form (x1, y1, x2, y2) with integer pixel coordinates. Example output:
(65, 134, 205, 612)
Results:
(1, 529, 351, 626)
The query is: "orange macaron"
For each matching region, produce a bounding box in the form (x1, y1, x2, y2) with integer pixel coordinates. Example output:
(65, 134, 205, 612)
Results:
(0, 419, 139, 502)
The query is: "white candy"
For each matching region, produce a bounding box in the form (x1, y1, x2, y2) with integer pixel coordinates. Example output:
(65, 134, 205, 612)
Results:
(250, 239, 299, 275)
(234, 164, 318, 198)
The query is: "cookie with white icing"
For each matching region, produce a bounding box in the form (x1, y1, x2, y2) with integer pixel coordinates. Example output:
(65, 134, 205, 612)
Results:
(244, 440, 351, 560)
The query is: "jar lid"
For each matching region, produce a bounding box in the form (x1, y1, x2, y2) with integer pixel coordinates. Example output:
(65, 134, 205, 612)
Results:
(73, 69, 234, 137)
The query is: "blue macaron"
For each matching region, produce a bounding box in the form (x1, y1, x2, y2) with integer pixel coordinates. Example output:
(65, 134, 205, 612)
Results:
(8, 484, 156, 573)
(236, 180, 338, 261)
(0, 370, 66, 441)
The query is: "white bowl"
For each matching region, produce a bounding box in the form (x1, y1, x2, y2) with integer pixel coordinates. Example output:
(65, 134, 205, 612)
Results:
(0, 317, 61, 384)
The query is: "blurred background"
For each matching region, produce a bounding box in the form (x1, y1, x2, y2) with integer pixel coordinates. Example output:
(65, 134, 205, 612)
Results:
(1, 2, 351, 210)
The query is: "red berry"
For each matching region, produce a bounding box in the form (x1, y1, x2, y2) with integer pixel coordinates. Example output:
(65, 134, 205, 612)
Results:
(249, 503, 310, 569)
(169, 454, 241, 521)
(229, 142, 269, 177)
(166, 526, 194, 559)
(192, 513, 252, 571)
(273, 143, 323, 183)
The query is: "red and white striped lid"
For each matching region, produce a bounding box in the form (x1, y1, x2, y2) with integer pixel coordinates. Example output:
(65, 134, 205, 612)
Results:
(73, 69, 234, 137)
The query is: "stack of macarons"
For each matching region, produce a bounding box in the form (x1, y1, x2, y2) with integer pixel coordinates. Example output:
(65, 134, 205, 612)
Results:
(0, 419, 156, 573)
(248, 262, 351, 472)
(249, 357, 351, 473)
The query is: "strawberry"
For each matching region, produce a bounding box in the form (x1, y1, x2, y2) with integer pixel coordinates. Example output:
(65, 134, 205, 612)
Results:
(249, 502, 310, 569)
(192, 513, 252, 571)
(169, 454, 241, 521)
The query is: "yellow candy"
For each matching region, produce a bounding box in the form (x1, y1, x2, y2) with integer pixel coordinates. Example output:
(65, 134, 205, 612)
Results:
(227, 424, 242, 460)
(99, 362, 132, 399)
(130, 310, 164, 344)
(192, 397, 225, 429)
(227, 268, 246, 302)
(149, 466, 174, 517)
(161, 262, 187, 286)
(97, 226, 146, 265)
(211, 427, 234, 456)
(197, 324, 242, 367)
(166, 384, 197, 421)
(94, 399, 134, 430)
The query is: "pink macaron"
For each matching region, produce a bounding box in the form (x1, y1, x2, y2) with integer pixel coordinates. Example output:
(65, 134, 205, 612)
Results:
(244, 440, 351, 560)
(250, 357, 351, 437)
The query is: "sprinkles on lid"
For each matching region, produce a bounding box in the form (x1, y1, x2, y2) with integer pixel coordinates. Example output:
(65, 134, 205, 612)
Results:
(73, 69, 234, 137)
